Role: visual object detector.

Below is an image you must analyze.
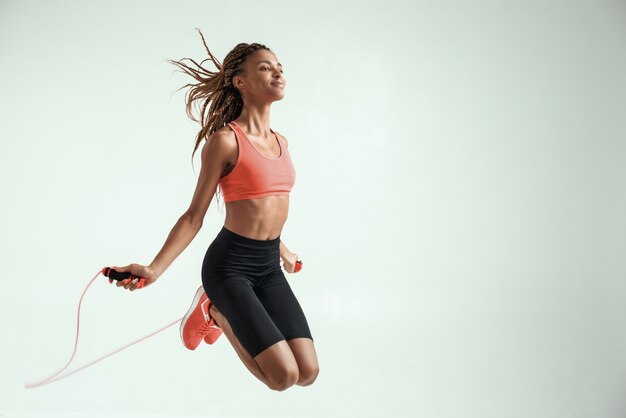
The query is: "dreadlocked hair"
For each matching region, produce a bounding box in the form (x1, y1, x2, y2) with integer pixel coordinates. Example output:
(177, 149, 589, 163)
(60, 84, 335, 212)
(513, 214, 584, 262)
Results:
(166, 28, 272, 208)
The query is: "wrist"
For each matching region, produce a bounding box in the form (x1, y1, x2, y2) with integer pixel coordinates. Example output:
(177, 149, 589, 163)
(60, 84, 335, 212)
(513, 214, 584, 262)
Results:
(148, 264, 162, 280)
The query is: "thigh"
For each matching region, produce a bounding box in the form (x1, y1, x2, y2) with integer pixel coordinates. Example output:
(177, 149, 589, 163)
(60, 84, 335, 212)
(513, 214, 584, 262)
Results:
(203, 271, 286, 358)
(254, 271, 314, 342)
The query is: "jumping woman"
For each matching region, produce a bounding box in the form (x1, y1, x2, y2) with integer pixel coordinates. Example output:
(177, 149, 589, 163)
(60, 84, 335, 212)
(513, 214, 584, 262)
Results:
(113, 29, 319, 391)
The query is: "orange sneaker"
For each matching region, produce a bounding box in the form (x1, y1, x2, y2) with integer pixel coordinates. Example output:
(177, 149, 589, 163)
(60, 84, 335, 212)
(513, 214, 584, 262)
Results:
(203, 327, 222, 344)
(204, 308, 223, 345)
(180, 285, 222, 350)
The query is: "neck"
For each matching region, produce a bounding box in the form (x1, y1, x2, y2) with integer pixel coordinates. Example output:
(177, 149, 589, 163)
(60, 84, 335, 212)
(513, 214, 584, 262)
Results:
(234, 106, 273, 137)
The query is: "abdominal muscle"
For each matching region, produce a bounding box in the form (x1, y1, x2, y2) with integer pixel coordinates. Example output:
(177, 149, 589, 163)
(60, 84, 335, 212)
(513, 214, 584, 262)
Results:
(223, 195, 289, 241)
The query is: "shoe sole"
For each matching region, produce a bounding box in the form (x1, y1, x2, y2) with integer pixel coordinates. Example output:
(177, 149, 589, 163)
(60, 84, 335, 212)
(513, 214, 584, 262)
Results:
(180, 285, 207, 349)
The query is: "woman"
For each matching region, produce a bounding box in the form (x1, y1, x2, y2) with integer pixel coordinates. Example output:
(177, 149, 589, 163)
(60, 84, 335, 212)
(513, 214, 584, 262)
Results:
(113, 29, 319, 392)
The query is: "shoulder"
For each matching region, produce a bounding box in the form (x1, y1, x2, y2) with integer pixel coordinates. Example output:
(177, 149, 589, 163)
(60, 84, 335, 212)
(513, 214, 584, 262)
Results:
(206, 125, 237, 148)
(201, 125, 238, 161)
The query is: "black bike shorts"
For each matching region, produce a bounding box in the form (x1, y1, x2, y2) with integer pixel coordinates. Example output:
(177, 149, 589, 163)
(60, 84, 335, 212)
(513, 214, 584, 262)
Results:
(201, 226, 313, 358)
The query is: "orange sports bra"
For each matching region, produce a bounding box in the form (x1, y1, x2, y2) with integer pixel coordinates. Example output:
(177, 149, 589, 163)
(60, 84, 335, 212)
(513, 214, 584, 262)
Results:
(219, 121, 296, 202)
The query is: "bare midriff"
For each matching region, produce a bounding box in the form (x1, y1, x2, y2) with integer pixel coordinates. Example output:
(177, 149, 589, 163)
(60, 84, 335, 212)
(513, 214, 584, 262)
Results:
(223, 195, 289, 241)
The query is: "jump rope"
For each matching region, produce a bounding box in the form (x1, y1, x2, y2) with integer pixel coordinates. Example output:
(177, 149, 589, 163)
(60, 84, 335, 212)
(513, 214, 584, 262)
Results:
(24, 261, 302, 389)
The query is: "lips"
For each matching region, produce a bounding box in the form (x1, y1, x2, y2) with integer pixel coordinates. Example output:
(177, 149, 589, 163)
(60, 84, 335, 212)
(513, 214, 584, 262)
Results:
(271, 81, 284, 86)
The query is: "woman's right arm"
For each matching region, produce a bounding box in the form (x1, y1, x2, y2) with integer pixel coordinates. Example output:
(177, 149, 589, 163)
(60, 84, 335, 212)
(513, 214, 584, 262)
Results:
(148, 129, 234, 280)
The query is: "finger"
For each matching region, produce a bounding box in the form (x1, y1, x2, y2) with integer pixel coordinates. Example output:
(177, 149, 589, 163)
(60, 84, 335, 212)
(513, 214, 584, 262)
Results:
(125, 276, 135, 289)
(129, 277, 139, 291)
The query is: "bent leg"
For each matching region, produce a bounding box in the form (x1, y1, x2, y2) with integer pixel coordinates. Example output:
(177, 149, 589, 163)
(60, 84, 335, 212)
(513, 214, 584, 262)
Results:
(204, 274, 300, 391)
(206, 274, 284, 358)
(254, 271, 319, 386)
(201, 228, 301, 390)
(209, 303, 299, 391)
(207, 304, 270, 387)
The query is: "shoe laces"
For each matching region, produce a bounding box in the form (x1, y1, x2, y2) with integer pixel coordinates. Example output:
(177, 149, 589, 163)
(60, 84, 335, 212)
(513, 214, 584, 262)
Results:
(200, 299, 211, 322)
(196, 299, 218, 336)
(197, 321, 218, 336)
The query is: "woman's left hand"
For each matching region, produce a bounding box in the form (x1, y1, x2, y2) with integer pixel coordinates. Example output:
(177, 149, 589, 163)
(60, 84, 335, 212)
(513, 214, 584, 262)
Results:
(281, 251, 303, 274)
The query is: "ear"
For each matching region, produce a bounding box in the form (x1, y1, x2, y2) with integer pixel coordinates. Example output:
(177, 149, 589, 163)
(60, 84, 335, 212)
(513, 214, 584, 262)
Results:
(232, 74, 245, 89)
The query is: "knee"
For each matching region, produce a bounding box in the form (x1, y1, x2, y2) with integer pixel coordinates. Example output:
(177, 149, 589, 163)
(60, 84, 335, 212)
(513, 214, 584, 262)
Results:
(297, 365, 320, 387)
(267, 367, 299, 391)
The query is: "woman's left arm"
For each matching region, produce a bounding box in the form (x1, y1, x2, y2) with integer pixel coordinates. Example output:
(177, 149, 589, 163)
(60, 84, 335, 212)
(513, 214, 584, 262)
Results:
(279, 240, 303, 273)
(279, 240, 291, 260)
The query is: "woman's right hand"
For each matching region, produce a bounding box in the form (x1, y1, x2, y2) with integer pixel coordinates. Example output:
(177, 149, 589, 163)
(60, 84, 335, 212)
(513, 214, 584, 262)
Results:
(111, 263, 158, 291)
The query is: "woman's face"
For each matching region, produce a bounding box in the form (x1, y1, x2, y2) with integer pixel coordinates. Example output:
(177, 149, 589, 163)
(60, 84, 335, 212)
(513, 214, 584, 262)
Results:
(235, 49, 285, 101)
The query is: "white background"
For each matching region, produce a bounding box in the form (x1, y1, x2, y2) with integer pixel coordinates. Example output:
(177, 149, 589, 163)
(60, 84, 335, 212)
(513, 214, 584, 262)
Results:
(2, 0, 625, 417)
